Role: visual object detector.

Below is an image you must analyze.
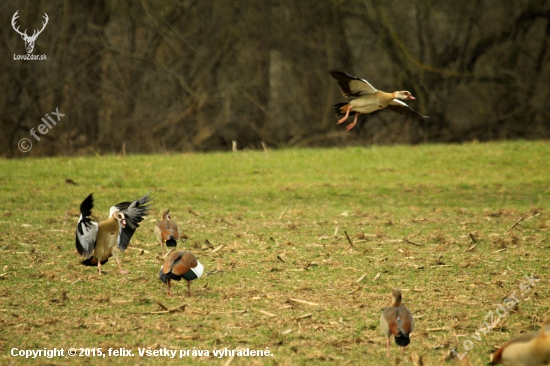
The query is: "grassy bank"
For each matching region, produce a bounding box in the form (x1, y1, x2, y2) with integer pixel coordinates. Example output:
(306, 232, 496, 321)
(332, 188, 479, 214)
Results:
(1, 140, 549, 365)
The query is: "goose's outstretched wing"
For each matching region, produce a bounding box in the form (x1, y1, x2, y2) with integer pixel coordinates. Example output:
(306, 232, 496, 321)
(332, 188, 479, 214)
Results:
(111, 193, 154, 250)
(329, 69, 378, 97)
(75, 193, 98, 258)
(387, 100, 429, 119)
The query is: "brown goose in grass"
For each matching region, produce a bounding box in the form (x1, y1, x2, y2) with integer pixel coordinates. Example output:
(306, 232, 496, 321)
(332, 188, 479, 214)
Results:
(159, 251, 204, 296)
(154, 209, 180, 254)
(380, 289, 415, 357)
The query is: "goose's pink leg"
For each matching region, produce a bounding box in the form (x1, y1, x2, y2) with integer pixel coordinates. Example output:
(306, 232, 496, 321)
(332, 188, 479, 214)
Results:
(345, 112, 360, 131)
(337, 106, 353, 124)
(116, 257, 129, 274)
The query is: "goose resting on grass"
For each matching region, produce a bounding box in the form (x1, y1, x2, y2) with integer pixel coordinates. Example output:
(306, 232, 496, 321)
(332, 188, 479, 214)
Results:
(329, 69, 428, 131)
(490, 319, 550, 365)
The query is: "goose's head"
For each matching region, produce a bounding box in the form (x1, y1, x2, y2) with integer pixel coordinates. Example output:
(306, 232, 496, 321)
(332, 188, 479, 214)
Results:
(393, 91, 415, 100)
(391, 289, 403, 307)
(160, 208, 170, 220)
(113, 210, 127, 228)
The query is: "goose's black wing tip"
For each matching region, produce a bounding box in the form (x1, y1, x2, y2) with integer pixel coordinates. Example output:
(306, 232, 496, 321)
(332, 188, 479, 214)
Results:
(79, 193, 94, 216)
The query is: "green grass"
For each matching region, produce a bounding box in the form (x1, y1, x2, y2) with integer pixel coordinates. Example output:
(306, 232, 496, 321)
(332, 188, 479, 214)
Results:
(1, 140, 549, 365)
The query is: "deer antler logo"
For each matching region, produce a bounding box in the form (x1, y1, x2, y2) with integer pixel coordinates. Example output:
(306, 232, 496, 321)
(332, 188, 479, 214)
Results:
(11, 11, 49, 54)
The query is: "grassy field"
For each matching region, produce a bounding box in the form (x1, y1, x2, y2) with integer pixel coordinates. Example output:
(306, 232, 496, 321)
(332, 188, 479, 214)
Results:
(1, 140, 549, 365)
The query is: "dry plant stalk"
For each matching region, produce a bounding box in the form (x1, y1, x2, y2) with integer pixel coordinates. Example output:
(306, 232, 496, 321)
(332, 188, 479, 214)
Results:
(252, 308, 276, 317)
(279, 207, 288, 220)
(133, 303, 186, 315)
(289, 298, 320, 306)
(404, 238, 421, 246)
(506, 217, 524, 232)
(211, 244, 225, 254)
(162, 248, 175, 258)
(344, 231, 354, 248)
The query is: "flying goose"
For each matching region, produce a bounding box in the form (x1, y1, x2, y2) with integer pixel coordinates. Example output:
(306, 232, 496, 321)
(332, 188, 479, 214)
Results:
(159, 251, 204, 296)
(490, 319, 550, 365)
(329, 69, 428, 131)
(154, 209, 180, 254)
(75, 193, 153, 274)
(380, 289, 415, 357)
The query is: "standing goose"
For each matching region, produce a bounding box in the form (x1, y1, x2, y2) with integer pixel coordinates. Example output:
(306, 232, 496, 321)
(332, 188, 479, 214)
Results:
(490, 319, 550, 365)
(380, 289, 415, 357)
(329, 69, 428, 131)
(159, 251, 204, 296)
(154, 209, 180, 254)
(75, 193, 153, 274)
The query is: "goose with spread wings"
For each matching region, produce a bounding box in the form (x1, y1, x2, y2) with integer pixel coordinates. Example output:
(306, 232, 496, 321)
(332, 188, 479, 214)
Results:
(329, 69, 428, 131)
(75, 193, 153, 274)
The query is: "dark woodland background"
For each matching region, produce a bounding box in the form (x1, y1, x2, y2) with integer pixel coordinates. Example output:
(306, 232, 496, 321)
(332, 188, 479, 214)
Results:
(1, 0, 549, 157)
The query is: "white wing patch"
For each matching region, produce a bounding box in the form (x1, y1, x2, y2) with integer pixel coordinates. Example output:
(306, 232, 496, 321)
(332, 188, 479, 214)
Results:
(389, 99, 410, 107)
(76, 216, 98, 258)
(349, 79, 377, 96)
(191, 261, 205, 279)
